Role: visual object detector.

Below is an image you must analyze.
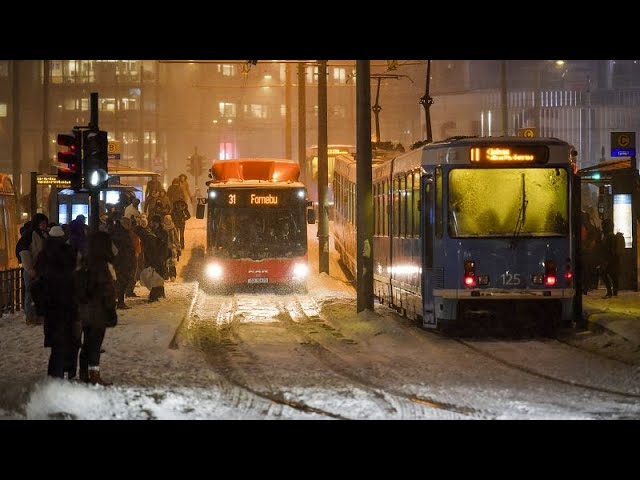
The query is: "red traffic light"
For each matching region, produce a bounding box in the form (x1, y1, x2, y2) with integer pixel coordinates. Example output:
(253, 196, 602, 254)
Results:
(57, 133, 78, 164)
(57, 130, 82, 189)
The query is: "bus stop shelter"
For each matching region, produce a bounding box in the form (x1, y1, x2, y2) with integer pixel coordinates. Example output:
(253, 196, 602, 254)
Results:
(577, 158, 640, 290)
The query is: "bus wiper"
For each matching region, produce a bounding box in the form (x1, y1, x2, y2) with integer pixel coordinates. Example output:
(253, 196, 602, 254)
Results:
(510, 173, 528, 249)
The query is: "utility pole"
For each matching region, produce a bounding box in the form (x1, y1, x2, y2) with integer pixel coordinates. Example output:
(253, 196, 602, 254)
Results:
(370, 74, 408, 144)
(534, 63, 542, 134)
(420, 60, 434, 143)
(285, 63, 292, 159)
(501, 60, 508, 136)
(41, 60, 51, 173)
(89, 92, 100, 233)
(317, 60, 329, 274)
(297, 63, 307, 183)
(11, 61, 22, 201)
(356, 60, 374, 312)
(138, 65, 145, 171)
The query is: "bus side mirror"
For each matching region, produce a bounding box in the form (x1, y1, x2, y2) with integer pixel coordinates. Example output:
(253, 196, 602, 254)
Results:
(196, 202, 205, 219)
(307, 208, 316, 224)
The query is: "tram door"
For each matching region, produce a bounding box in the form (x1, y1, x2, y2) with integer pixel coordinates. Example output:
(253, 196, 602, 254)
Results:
(421, 170, 436, 328)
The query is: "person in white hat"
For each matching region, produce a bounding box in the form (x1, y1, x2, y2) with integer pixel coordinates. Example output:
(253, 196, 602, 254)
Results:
(33, 223, 80, 379)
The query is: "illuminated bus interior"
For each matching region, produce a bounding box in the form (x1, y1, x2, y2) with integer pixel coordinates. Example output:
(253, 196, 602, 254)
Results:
(210, 207, 306, 260)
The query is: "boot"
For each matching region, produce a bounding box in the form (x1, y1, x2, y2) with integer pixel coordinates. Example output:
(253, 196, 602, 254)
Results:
(88, 367, 112, 386)
(79, 367, 89, 383)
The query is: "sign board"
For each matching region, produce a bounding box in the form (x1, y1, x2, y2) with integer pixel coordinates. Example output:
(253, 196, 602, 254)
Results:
(611, 132, 636, 157)
(108, 140, 121, 160)
(518, 127, 537, 138)
(37, 174, 71, 187)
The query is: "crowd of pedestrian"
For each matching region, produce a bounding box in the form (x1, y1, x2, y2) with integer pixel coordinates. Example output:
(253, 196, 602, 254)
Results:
(14, 173, 194, 386)
(581, 209, 625, 298)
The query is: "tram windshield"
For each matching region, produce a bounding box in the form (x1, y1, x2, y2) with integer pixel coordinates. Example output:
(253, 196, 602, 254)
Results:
(448, 168, 569, 238)
(210, 207, 307, 259)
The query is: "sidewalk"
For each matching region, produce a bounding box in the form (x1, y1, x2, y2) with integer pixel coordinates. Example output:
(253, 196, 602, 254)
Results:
(581, 288, 640, 345)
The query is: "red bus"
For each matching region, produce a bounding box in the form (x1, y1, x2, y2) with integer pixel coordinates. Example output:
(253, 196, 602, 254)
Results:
(196, 158, 315, 290)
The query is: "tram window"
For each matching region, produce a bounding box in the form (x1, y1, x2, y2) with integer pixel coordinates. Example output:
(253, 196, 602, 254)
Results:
(435, 167, 443, 239)
(373, 184, 380, 235)
(399, 175, 406, 237)
(393, 177, 400, 237)
(425, 182, 433, 268)
(383, 181, 389, 236)
(412, 172, 420, 238)
(406, 173, 413, 237)
(447, 168, 569, 238)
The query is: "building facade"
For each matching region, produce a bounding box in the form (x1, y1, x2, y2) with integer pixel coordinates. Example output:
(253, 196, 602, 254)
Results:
(2, 59, 640, 209)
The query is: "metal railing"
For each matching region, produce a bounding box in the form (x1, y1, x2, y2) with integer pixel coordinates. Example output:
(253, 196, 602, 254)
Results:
(0, 268, 24, 317)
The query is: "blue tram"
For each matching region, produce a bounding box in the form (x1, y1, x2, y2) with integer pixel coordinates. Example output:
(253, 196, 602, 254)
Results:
(334, 136, 579, 331)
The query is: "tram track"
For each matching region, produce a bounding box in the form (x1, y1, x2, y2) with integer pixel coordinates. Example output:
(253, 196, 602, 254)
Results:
(183, 286, 482, 419)
(184, 285, 348, 419)
(445, 334, 640, 400)
(552, 328, 639, 368)
(278, 295, 481, 418)
(360, 302, 640, 407)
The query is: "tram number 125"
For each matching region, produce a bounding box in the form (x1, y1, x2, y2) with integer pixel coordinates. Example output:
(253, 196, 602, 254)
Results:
(500, 273, 521, 285)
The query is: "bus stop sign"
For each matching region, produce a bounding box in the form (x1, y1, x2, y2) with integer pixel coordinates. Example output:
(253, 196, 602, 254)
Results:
(611, 132, 636, 157)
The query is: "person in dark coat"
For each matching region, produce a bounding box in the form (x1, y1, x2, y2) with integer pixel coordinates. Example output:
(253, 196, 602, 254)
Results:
(33, 226, 79, 379)
(171, 198, 191, 249)
(68, 217, 88, 262)
(109, 217, 136, 309)
(134, 215, 168, 302)
(75, 231, 118, 386)
(597, 218, 620, 298)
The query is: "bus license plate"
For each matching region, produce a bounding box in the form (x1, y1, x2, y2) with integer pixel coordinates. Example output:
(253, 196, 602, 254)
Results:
(248, 278, 268, 284)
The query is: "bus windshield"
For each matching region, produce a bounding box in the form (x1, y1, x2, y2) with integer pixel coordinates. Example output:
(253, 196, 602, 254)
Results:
(211, 207, 307, 259)
(448, 167, 569, 238)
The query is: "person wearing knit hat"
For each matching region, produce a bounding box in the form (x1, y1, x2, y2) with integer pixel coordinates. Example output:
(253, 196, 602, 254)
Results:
(33, 221, 78, 379)
(16, 212, 49, 326)
(48, 225, 65, 238)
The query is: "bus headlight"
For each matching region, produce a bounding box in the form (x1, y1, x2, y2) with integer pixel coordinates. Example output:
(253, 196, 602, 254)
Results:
(205, 263, 224, 280)
(292, 263, 308, 280)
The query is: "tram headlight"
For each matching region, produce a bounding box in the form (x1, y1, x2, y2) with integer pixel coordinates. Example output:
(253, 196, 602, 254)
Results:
(292, 263, 309, 280)
(205, 263, 224, 280)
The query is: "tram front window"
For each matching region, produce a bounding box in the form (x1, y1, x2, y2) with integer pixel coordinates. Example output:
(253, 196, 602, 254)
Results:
(448, 168, 569, 238)
(211, 208, 306, 259)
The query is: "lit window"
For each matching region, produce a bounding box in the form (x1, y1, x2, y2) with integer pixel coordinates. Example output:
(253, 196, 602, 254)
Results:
(218, 64, 236, 76)
(250, 104, 267, 119)
(306, 66, 318, 84)
(63, 98, 77, 111)
(333, 68, 347, 83)
(219, 142, 235, 160)
(100, 98, 116, 112)
(218, 102, 236, 118)
(0, 103, 6, 117)
(281, 104, 286, 117)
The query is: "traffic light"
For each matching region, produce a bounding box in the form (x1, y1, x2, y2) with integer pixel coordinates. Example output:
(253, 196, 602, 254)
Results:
(83, 129, 109, 190)
(57, 130, 82, 190)
(187, 153, 204, 177)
